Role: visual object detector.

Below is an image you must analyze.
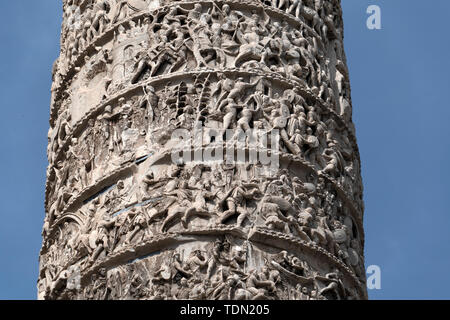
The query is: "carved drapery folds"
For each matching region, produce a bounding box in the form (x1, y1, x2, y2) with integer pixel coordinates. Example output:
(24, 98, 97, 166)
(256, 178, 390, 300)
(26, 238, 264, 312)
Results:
(40, 0, 366, 300)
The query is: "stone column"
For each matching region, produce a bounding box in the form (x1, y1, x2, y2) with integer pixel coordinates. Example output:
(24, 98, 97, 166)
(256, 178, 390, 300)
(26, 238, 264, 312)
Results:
(39, 0, 367, 300)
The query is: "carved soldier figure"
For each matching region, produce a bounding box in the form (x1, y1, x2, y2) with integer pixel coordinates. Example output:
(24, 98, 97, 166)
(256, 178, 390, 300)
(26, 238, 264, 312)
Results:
(245, 268, 276, 300)
(186, 250, 208, 276)
(217, 182, 261, 227)
(181, 184, 217, 228)
(317, 269, 345, 300)
(174, 278, 190, 299)
(139, 85, 159, 123)
(125, 207, 150, 244)
(206, 239, 233, 279)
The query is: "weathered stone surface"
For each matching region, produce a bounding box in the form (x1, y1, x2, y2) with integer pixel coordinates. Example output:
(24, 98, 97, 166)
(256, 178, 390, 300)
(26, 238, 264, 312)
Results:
(39, 0, 367, 300)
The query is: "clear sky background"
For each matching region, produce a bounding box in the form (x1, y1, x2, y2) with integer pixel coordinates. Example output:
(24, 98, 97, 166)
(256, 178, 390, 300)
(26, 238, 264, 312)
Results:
(0, 0, 449, 300)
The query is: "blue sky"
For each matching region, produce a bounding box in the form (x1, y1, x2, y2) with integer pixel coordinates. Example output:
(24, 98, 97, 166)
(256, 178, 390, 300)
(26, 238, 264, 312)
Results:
(0, 0, 449, 300)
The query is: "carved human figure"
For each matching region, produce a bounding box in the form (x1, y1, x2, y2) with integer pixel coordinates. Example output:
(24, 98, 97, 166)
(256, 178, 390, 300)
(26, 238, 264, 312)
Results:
(181, 184, 216, 228)
(217, 182, 261, 227)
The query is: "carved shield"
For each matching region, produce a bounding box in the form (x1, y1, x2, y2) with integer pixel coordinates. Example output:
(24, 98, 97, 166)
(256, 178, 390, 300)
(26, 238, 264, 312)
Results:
(280, 104, 290, 118)
(333, 229, 347, 244)
(348, 248, 359, 266)
(273, 116, 287, 129)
